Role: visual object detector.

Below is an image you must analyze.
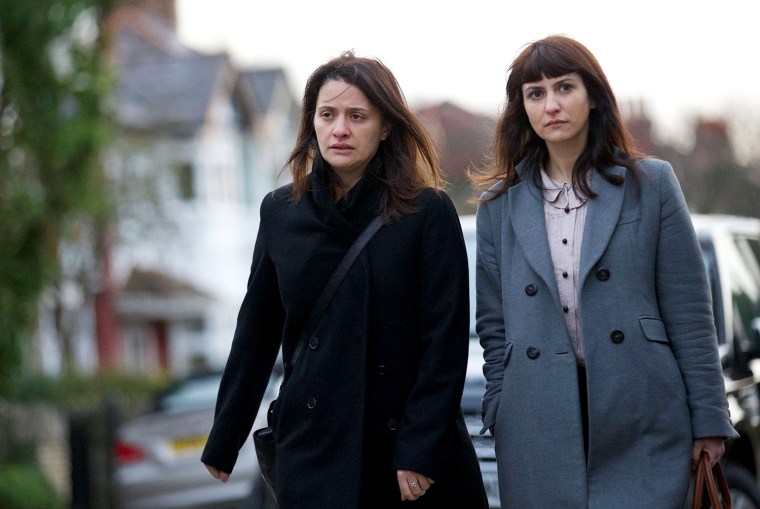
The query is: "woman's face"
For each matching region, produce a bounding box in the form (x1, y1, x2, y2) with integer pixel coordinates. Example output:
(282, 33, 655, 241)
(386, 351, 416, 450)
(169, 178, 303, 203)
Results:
(522, 72, 593, 151)
(314, 79, 389, 188)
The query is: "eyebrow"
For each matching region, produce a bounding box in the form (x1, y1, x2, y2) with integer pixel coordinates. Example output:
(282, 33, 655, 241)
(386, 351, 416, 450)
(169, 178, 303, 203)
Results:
(316, 105, 370, 114)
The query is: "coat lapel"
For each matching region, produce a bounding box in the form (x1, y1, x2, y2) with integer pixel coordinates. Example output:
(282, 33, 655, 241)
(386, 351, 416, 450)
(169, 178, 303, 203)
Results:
(579, 166, 626, 284)
(508, 179, 561, 307)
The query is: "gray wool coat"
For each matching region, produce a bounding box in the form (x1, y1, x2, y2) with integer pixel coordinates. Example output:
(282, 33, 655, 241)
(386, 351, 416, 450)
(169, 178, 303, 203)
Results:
(476, 158, 738, 508)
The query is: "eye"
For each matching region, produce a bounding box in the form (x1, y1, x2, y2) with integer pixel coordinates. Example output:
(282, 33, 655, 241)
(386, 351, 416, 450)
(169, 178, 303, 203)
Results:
(558, 82, 574, 93)
(319, 110, 333, 119)
(350, 113, 364, 120)
(526, 89, 543, 100)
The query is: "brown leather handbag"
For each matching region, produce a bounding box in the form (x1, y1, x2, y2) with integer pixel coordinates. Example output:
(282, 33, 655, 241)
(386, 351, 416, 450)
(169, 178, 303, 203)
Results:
(692, 451, 731, 509)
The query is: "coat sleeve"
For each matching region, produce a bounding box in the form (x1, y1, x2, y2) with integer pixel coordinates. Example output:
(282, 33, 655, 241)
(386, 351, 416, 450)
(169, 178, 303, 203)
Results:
(201, 193, 286, 474)
(475, 194, 508, 434)
(653, 161, 738, 440)
(392, 191, 471, 477)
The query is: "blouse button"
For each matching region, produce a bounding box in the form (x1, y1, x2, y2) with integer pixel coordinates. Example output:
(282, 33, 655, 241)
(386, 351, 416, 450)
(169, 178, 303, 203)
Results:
(562, 238, 568, 245)
(562, 271, 568, 278)
(563, 305, 569, 313)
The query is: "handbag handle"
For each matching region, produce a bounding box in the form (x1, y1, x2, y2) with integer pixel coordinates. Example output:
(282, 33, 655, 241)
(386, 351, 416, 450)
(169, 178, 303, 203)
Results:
(692, 451, 731, 509)
(284, 215, 383, 382)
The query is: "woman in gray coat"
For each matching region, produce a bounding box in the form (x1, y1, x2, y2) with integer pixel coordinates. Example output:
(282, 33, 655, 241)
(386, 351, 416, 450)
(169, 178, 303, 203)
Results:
(470, 35, 738, 508)
(201, 51, 487, 508)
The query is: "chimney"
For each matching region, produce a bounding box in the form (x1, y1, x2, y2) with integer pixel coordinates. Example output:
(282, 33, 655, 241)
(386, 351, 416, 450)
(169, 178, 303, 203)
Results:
(141, 0, 176, 29)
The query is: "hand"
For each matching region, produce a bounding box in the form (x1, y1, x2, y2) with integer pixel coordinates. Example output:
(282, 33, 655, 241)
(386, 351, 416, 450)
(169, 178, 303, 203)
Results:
(205, 463, 230, 483)
(397, 469, 435, 501)
(691, 437, 725, 469)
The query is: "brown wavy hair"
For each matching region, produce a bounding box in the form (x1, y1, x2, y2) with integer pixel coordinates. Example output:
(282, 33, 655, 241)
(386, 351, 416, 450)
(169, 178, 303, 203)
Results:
(285, 51, 443, 222)
(469, 35, 645, 201)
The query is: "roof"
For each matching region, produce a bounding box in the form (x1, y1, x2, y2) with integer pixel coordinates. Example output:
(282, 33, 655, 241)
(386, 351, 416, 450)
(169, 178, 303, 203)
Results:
(116, 50, 229, 135)
(108, 4, 236, 135)
(117, 268, 212, 320)
(241, 67, 292, 115)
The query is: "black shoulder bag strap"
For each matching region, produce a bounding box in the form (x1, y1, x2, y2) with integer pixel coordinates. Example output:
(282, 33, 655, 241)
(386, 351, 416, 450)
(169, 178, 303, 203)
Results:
(284, 215, 383, 382)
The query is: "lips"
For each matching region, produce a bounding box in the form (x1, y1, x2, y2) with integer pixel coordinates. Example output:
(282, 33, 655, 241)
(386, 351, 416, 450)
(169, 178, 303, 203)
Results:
(330, 143, 353, 150)
(545, 119, 566, 127)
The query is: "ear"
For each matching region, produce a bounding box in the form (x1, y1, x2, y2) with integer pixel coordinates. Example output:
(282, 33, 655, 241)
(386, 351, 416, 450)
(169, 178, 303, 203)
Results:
(380, 122, 391, 141)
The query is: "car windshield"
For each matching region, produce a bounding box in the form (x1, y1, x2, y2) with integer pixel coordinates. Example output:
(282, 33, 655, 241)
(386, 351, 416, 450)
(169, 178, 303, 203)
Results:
(156, 374, 222, 413)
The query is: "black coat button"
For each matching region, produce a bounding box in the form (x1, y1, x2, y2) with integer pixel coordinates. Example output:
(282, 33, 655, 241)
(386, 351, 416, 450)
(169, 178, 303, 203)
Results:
(307, 397, 317, 409)
(376, 365, 387, 375)
(527, 347, 540, 359)
(387, 418, 399, 431)
(308, 337, 319, 349)
(596, 268, 610, 281)
(610, 330, 625, 344)
(525, 284, 538, 296)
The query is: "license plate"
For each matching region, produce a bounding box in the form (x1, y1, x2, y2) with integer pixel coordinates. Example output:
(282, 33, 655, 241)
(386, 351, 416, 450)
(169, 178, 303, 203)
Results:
(171, 434, 207, 454)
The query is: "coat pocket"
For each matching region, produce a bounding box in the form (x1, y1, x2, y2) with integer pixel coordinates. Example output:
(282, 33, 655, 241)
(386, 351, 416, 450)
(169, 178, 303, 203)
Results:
(639, 316, 669, 344)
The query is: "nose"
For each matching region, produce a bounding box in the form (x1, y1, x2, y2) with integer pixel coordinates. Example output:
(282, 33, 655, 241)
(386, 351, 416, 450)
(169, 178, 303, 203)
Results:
(544, 91, 560, 113)
(333, 115, 350, 137)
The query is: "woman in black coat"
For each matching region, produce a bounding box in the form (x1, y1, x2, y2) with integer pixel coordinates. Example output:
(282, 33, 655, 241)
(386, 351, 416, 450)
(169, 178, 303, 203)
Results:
(201, 51, 488, 509)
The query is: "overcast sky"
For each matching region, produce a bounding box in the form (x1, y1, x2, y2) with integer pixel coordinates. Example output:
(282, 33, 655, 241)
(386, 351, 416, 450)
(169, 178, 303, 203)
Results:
(176, 0, 758, 158)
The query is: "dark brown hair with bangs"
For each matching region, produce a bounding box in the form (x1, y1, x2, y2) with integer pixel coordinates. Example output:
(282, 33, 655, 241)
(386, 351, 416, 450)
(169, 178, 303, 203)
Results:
(469, 35, 645, 200)
(284, 50, 443, 223)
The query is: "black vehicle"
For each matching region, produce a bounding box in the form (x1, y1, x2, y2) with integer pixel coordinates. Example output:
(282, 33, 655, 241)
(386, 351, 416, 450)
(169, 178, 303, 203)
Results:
(460, 213, 760, 508)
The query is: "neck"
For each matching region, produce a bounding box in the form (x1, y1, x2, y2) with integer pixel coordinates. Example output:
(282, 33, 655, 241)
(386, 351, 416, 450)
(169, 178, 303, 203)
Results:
(545, 144, 584, 184)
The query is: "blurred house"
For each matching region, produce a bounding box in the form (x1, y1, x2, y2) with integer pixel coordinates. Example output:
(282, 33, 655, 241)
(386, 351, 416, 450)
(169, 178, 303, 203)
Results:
(623, 101, 760, 218)
(36, 0, 298, 376)
(416, 102, 495, 214)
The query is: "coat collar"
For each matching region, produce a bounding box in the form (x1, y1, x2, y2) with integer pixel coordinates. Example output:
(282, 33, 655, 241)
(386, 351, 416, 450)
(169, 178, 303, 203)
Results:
(507, 162, 626, 296)
(578, 165, 626, 284)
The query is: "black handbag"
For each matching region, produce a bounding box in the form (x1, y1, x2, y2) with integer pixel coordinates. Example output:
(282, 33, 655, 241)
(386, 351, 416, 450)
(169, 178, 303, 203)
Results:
(252, 216, 383, 500)
(252, 401, 276, 499)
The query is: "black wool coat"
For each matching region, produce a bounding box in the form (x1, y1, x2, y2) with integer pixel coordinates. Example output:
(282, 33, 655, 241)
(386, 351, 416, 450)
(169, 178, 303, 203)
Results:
(202, 163, 487, 509)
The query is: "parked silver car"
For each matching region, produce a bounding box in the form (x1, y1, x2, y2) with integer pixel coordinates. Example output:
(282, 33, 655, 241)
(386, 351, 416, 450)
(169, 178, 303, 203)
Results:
(112, 370, 278, 509)
(461, 213, 760, 509)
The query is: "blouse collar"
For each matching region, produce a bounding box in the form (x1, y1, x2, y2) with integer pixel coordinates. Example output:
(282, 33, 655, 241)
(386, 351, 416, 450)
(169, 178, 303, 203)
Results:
(540, 169, 587, 211)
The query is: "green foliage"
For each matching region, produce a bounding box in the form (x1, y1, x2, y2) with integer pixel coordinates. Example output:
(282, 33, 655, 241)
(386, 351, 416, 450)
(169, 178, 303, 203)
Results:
(0, 0, 116, 393)
(6, 371, 171, 415)
(0, 463, 63, 509)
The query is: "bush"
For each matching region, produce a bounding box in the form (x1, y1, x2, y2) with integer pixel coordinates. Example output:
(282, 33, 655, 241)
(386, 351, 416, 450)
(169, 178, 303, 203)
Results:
(0, 463, 63, 509)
